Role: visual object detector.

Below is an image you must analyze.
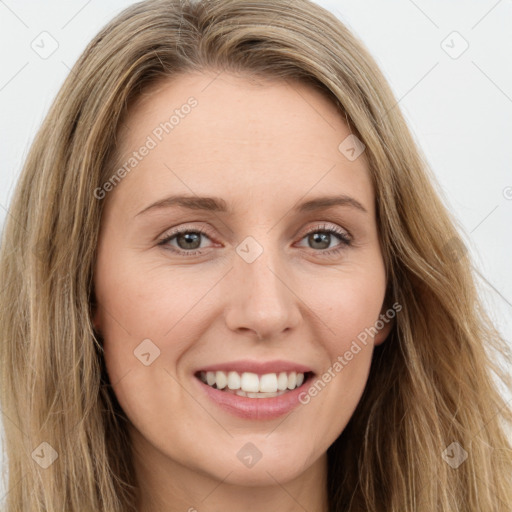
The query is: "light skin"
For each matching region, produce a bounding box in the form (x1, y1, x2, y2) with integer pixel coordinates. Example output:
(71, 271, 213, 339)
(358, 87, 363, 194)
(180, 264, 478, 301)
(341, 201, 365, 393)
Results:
(93, 70, 392, 512)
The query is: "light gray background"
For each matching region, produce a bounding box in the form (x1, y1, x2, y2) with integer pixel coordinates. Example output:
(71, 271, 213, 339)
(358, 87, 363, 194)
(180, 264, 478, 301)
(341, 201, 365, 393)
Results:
(0, 0, 511, 501)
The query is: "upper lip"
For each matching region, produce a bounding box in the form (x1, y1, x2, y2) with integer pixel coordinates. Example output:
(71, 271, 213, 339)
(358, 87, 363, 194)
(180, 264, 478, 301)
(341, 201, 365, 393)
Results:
(195, 359, 314, 375)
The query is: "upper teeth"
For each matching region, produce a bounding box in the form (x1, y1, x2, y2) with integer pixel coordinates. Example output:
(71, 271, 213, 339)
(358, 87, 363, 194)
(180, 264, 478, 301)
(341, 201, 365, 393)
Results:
(200, 371, 305, 393)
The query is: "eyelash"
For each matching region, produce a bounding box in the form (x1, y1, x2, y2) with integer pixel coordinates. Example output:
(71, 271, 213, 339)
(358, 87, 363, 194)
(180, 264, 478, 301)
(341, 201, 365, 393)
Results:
(157, 223, 352, 258)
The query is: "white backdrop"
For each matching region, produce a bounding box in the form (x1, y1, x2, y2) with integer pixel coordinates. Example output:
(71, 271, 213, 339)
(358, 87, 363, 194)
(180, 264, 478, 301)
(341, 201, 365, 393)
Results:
(0, 0, 511, 501)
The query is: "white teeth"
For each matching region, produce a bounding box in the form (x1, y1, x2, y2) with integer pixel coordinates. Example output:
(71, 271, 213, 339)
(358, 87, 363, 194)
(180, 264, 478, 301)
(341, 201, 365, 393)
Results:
(227, 371, 241, 390)
(215, 371, 227, 389)
(206, 371, 216, 386)
(277, 372, 289, 391)
(199, 370, 307, 395)
(259, 373, 278, 393)
(240, 372, 260, 392)
(234, 389, 288, 398)
(287, 371, 297, 390)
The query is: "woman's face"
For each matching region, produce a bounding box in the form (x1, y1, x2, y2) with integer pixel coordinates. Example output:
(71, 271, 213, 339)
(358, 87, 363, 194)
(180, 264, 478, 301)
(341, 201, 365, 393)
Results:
(93, 71, 391, 490)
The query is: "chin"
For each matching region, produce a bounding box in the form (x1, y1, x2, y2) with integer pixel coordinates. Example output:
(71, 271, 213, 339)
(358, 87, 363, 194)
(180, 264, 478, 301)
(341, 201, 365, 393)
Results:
(197, 447, 314, 487)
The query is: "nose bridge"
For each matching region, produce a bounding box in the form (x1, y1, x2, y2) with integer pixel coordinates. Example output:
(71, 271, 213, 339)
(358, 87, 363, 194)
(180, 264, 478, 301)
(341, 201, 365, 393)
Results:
(224, 233, 301, 338)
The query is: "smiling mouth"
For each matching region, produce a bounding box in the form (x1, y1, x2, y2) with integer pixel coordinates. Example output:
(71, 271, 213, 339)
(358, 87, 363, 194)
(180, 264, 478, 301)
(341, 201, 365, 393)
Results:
(195, 370, 313, 398)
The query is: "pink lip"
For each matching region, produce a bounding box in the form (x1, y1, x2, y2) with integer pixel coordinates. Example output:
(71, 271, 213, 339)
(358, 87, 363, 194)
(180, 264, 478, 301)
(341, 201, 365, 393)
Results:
(195, 359, 313, 375)
(194, 372, 313, 420)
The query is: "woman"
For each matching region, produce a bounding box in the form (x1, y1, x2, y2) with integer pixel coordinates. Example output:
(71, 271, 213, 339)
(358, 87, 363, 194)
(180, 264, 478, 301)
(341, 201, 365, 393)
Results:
(0, 0, 510, 510)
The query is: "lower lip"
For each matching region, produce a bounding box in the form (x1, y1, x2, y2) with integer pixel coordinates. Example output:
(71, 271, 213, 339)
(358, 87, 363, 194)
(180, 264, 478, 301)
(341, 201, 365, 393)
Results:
(194, 374, 313, 420)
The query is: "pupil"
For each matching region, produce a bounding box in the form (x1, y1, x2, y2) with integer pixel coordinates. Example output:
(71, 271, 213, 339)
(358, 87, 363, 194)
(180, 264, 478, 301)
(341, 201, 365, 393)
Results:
(309, 232, 330, 249)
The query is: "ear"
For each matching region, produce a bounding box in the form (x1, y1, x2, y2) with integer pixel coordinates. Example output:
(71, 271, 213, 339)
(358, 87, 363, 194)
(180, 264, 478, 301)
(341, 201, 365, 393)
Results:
(90, 296, 102, 334)
(374, 319, 392, 346)
(373, 303, 398, 346)
(92, 311, 101, 333)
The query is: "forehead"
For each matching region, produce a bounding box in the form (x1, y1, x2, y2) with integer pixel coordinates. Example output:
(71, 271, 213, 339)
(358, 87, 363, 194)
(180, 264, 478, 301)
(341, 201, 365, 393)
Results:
(106, 71, 374, 216)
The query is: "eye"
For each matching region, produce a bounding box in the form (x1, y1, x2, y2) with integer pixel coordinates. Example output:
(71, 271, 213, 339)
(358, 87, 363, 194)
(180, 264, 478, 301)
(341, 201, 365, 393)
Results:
(296, 224, 352, 256)
(157, 223, 352, 257)
(158, 226, 215, 256)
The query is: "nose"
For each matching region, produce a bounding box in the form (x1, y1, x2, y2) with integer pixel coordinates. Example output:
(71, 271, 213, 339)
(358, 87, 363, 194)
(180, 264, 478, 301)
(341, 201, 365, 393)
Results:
(223, 242, 302, 341)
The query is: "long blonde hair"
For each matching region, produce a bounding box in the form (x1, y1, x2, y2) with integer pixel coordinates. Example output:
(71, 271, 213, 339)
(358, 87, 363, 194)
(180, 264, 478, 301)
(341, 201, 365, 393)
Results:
(0, 0, 510, 510)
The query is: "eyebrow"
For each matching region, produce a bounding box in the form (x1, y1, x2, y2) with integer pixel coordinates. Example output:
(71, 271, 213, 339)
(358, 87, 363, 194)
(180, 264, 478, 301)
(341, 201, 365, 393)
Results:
(135, 194, 368, 217)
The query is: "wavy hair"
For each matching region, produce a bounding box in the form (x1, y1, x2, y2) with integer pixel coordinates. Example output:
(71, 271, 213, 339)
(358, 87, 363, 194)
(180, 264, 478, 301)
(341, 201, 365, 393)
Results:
(0, 0, 511, 510)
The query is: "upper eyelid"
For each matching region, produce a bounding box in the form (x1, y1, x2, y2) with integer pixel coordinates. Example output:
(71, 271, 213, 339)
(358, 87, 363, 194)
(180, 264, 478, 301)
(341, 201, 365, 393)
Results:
(158, 223, 217, 242)
(303, 223, 350, 236)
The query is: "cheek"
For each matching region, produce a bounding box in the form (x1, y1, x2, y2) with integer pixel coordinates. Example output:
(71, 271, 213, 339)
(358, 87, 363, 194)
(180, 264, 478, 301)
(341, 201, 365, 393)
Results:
(95, 249, 208, 338)
(331, 281, 384, 346)
(309, 262, 386, 350)
(94, 250, 219, 384)
(96, 257, 210, 432)
(297, 264, 386, 421)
